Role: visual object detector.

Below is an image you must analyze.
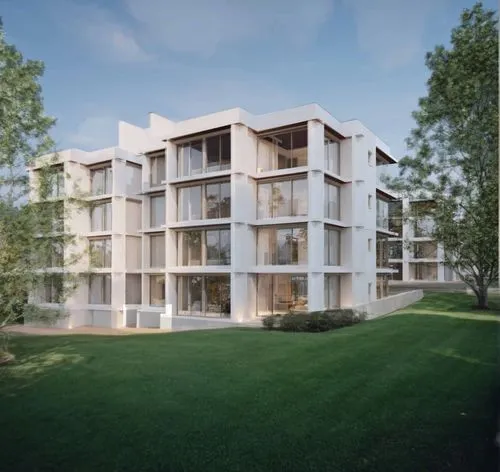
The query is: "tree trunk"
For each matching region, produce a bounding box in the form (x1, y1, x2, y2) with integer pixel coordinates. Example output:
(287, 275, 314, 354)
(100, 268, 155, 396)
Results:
(475, 286, 489, 309)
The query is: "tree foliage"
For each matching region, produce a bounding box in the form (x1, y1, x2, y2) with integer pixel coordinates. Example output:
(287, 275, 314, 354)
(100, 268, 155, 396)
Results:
(385, 3, 498, 308)
(0, 20, 80, 356)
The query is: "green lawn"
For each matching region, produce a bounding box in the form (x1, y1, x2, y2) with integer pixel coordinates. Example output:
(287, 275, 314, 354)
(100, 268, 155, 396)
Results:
(1, 293, 498, 472)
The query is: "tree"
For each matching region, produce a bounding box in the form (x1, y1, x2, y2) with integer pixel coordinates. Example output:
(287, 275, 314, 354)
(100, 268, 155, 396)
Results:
(0, 20, 79, 361)
(385, 3, 498, 308)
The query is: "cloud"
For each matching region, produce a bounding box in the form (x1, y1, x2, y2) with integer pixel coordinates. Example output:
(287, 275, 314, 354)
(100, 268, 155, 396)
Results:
(67, 115, 118, 150)
(62, 2, 152, 63)
(344, 0, 446, 68)
(125, 0, 334, 56)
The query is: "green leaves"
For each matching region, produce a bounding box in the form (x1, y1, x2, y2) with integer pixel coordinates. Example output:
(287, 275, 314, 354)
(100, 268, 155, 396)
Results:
(386, 3, 499, 307)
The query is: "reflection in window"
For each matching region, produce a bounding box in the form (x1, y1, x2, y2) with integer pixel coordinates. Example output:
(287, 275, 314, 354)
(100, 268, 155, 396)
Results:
(150, 275, 165, 306)
(36, 274, 63, 304)
(150, 152, 166, 186)
(388, 241, 403, 259)
(256, 274, 308, 316)
(325, 182, 340, 220)
(178, 182, 230, 221)
(324, 228, 340, 265)
(376, 275, 389, 299)
(257, 128, 308, 171)
(126, 163, 142, 194)
(178, 275, 230, 317)
(91, 167, 112, 195)
(89, 237, 112, 268)
(257, 178, 307, 218)
(90, 202, 112, 231)
(376, 199, 389, 229)
(257, 227, 307, 265)
(325, 275, 340, 308)
(410, 262, 438, 281)
(178, 133, 231, 177)
(177, 229, 230, 265)
(206, 182, 231, 219)
(376, 236, 389, 267)
(324, 136, 340, 174)
(150, 194, 165, 227)
(126, 274, 141, 304)
(413, 241, 437, 259)
(206, 229, 231, 265)
(89, 274, 111, 304)
(178, 231, 202, 266)
(150, 233, 165, 268)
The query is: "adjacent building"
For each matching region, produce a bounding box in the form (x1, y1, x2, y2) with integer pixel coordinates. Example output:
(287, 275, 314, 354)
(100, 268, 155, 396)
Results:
(29, 104, 419, 330)
(387, 198, 459, 283)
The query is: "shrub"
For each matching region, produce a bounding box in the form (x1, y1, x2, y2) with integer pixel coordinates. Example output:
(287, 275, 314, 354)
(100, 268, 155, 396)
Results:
(262, 314, 280, 330)
(261, 309, 365, 333)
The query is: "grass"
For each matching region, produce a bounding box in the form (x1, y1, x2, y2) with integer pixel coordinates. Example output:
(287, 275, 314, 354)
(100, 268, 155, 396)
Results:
(0, 292, 498, 472)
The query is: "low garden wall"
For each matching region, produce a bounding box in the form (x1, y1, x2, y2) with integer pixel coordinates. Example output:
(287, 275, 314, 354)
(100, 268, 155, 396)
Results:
(358, 290, 423, 320)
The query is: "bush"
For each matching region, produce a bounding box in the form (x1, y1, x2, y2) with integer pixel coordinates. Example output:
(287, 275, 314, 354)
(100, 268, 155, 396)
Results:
(261, 309, 365, 333)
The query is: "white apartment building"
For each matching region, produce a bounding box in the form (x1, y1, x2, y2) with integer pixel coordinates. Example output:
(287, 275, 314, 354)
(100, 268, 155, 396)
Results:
(29, 104, 422, 331)
(387, 198, 459, 283)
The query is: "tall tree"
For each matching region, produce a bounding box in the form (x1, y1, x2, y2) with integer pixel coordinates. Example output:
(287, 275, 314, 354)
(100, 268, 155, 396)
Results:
(0, 20, 78, 360)
(386, 3, 498, 308)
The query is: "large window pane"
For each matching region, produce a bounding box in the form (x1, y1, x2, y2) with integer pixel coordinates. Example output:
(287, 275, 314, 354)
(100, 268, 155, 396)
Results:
(150, 275, 165, 306)
(324, 228, 340, 265)
(150, 153, 166, 186)
(257, 127, 308, 171)
(324, 137, 340, 174)
(126, 164, 141, 195)
(89, 274, 111, 304)
(206, 135, 221, 171)
(376, 275, 389, 299)
(179, 231, 202, 265)
(220, 134, 231, 170)
(325, 183, 340, 220)
(178, 275, 230, 317)
(178, 186, 202, 221)
(257, 183, 272, 219)
(91, 167, 112, 195)
(325, 275, 340, 308)
(256, 274, 273, 317)
(376, 236, 389, 267)
(292, 179, 308, 216)
(150, 234, 165, 268)
(91, 202, 112, 231)
(259, 275, 308, 315)
(257, 227, 307, 265)
(274, 180, 291, 217)
(89, 238, 112, 268)
(376, 199, 389, 229)
(150, 195, 165, 227)
(291, 129, 308, 167)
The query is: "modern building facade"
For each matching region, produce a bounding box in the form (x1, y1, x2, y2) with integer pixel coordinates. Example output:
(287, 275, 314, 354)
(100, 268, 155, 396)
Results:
(29, 104, 418, 330)
(386, 198, 459, 283)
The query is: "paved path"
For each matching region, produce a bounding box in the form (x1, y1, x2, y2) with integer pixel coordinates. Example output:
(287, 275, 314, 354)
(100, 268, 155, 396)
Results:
(5, 325, 170, 336)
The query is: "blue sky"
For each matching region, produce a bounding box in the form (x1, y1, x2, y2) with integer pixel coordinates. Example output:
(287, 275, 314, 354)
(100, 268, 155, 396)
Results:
(1, 0, 495, 158)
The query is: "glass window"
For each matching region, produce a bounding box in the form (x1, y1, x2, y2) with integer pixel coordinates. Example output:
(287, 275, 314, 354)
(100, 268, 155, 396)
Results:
(206, 182, 231, 219)
(220, 134, 231, 170)
(325, 182, 340, 220)
(206, 229, 231, 265)
(292, 179, 308, 216)
(389, 241, 403, 259)
(150, 275, 165, 306)
(257, 127, 308, 171)
(376, 275, 389, 299)
(89, 274, 111, 304)
(324, 228, 340, 265)
(414, 217, 435, 237)
(410, 262, 438, 281)
(47, 169, 65, 198)
(258, 179, 307, 219)
(178, 186, 202, 221)
(257, 227, 307, 265)
(324, 137, 340, 174)
(178, 231, 202, 266)
(178, 275, 230, 318)
(325, 275, 340, 308)
(37, 274, 63, 303)
(150, 234, 165, 268)
(91, 167, 112, 195)
(150, 153, 166, 186)
(206, 135, 221, 171)
(89, 237, 112, 268)
(126, 164, 142, 195)
(126, 274, 141, 304)
(177, 135, 230, 177)
(90, 202, 112, 231)
(413, 242, 437, 258)
(256, 274, 308, 316)
(376, 199, 389, 229)
(150, 195, 165, 227)
(376, 236, 389, 267)
(389, 263, 403, 281)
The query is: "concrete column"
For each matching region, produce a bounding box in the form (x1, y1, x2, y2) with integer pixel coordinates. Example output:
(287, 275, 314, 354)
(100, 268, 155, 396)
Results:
(437, 243, 445, 281)
(231, 272, 248, 321)
(307, 120, 324, 171)
(308, 272, 324, 312)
